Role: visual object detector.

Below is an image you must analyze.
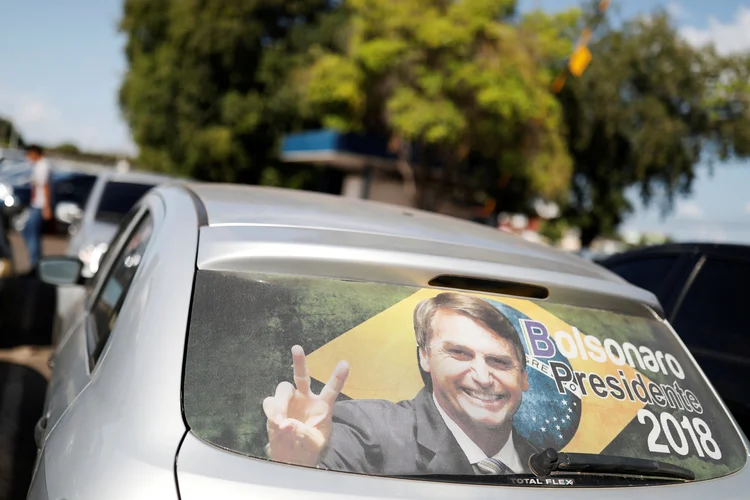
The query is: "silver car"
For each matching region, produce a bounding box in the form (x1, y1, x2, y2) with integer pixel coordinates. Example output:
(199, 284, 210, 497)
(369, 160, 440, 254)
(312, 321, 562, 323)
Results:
(29, 182, 750, 499)
(56, 170, 177, 277)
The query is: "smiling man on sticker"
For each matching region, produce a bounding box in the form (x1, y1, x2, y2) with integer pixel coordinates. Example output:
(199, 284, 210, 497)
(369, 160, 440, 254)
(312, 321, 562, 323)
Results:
(262, 292, 540, 476)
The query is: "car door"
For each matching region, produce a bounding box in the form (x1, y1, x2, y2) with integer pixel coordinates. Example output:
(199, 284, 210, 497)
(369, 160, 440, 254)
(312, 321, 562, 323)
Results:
(37, 201, 155, 447)
(669, 253, 750, 434)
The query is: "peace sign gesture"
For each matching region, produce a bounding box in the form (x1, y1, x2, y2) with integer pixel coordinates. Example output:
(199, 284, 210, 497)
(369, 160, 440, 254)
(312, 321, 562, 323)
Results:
(263, 345, 350, 466)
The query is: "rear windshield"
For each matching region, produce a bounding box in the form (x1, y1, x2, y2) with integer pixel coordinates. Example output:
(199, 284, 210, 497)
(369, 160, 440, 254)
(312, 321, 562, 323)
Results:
(95, 181, 154, 224)
(183, 271, 747, 487)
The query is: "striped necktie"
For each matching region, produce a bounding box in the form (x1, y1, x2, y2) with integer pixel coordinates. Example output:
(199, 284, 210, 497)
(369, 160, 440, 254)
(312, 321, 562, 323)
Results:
(474, 457, 513, 475)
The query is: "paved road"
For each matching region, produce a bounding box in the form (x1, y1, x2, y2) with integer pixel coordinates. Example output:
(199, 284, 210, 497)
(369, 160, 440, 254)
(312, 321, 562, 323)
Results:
(8, 232, 68, 276)
(0, 232, 65, 500)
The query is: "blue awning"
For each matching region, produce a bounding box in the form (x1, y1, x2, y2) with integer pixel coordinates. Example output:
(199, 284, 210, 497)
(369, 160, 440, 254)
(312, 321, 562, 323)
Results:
(281, 129, 402, 172)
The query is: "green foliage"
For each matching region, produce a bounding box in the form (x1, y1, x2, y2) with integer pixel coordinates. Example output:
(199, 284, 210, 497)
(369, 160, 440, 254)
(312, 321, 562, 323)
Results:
(299, 0, 578, 209)
(558, 5, 750, 246)
(118, 0, 340, 184)
(0, 117, 24, 148)
(117, 0, 750, 240)
(538, 218, 569, 244)
(52, 142, 81, 156)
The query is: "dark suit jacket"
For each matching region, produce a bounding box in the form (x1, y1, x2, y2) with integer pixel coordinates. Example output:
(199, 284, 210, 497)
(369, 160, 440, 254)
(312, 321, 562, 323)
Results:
(319, 387, 539, 475)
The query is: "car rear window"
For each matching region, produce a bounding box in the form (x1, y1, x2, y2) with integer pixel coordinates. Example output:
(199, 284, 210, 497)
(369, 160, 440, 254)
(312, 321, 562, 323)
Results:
(183, 270, 747, 487)
(95, 181, 154, 224)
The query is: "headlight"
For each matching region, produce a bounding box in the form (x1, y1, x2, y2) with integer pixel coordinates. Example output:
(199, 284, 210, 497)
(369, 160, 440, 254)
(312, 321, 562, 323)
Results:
(0, 258, 12, 279)
(79, 242, 109, 276)
(0, 183, 11, 201)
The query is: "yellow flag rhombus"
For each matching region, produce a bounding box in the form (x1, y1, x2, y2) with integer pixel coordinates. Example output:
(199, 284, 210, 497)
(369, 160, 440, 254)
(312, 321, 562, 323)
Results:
(306, 289, 650, 454)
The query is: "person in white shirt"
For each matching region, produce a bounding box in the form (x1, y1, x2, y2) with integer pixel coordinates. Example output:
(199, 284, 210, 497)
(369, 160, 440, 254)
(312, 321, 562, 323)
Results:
(22, 144, 52, 272)
(263, 292, 538, 475)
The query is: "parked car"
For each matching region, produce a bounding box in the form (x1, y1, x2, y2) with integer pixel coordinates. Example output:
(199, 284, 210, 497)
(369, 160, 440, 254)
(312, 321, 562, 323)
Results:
(597, 243, 750, 436)
(30, 184, 749, 499)
(55, 170, 176, 278)
(2, 169, 98, 236)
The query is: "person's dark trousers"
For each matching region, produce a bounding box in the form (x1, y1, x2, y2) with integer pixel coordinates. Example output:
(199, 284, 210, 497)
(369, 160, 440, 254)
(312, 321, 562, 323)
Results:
(20, 208, 43, 272)
(0, 213, 11, 261)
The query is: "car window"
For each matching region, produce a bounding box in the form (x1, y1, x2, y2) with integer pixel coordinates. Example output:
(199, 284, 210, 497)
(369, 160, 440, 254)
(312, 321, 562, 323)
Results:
(607, 256, 679, 299)
(85, 206, 143, 297)
(182, 271, 746, 486)
(89, 213, 154, 364)
(672, 258, 750, 357)
(95, 181, 156, 225)
(54, 175, 97, 207)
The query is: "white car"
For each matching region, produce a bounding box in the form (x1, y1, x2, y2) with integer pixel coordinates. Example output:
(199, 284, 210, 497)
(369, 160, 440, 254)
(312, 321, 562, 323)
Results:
(56, 170, 177, 278)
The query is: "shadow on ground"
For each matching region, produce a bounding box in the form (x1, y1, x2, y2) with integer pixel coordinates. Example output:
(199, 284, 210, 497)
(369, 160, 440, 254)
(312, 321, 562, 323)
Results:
(0, 361, 47, 500)
(0, 275, 56, 349)
(0, 233, 64, 500)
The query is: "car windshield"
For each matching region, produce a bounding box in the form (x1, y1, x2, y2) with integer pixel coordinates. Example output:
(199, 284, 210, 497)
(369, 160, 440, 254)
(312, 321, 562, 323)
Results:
(1, 165, 31, 185)
(95, 181, 155, 224)
(182, 271, 747, 487)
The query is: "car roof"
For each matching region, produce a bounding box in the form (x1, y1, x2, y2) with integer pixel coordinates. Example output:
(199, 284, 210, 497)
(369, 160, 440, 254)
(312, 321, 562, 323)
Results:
(98, 169, 179, 185)
(599, 241, 750, 264)
(184, 182, 633, 285)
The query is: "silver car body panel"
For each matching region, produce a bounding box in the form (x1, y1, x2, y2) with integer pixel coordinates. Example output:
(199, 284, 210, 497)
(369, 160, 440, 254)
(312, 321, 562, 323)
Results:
(177, 431, 750, 500)
(32, 181, 750, 499)
(196, 226, 662, 317)
(51, 284, 87, 346)
(28, 185, 198, 499)
(192, 184, 630, 279)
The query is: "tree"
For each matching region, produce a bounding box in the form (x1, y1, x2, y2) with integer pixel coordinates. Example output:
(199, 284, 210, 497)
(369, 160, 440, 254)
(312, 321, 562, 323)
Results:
(556, 6, 750, 247)
(298, 0, 578, 211)
(118, 0, 343, 185)
(0, 117, 24, 148)
(52, 142, 81, 156)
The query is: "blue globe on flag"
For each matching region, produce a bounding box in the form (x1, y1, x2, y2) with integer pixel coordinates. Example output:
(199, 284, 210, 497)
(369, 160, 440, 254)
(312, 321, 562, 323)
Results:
(485, 300, 581, 450)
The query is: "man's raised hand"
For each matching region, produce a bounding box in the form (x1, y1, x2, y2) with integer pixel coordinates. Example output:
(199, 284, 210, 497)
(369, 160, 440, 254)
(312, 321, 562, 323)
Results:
(262, 345, 349, 467)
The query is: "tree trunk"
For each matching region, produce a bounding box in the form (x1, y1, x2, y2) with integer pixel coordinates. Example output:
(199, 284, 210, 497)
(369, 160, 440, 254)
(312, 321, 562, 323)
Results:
(579, 222, 600, 249)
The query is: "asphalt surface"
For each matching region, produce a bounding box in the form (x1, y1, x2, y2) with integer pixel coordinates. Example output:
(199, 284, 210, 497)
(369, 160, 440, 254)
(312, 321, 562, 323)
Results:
(0, 232, 65, 500)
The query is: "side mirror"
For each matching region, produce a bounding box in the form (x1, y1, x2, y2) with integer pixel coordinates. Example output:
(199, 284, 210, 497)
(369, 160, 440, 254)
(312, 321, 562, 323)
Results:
(38, 257, 83, 286)
(55, 201, 83, 225)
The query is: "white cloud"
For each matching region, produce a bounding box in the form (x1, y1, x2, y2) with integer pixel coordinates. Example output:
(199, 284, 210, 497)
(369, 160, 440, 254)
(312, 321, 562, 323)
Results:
(691, 225, 728, 243)
(745, 201, 750, 214)
(0, 82, 136, 155)
(666, 2, 689, 20)
(15, 97, 61, 128)
(0, 85, 62, 143)
(681, 7, 750, 55)
(675, 200, 704, 219)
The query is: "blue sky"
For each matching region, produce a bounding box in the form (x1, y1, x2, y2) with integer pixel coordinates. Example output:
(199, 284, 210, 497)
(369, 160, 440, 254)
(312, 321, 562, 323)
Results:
(1, 0, 749, 243)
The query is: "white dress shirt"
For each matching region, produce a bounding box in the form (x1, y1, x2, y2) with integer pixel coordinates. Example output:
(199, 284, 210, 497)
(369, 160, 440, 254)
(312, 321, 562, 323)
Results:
(31, 157, 50, 209)
(433, 392, 523, 473)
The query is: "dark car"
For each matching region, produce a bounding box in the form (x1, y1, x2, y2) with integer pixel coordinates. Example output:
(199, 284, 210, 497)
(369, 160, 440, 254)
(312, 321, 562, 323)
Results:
(598, 243, 750, 433)
(6, 170, 98, 235)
